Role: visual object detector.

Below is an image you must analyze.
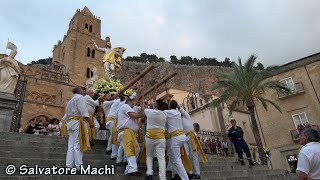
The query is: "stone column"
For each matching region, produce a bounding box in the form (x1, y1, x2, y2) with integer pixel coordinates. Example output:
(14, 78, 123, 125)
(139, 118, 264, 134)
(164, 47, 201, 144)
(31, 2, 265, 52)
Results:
(0, 92, 18, 132)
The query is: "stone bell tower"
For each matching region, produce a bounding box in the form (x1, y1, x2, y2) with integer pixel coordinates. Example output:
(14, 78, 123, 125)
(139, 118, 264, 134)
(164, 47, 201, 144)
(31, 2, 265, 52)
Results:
(52, 6, 107, 88)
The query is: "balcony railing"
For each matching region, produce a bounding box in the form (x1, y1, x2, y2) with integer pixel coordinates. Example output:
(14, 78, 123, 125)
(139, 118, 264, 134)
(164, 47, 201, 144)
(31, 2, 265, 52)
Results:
(290, 125, 319, 143)
(278, 82, 305, 99)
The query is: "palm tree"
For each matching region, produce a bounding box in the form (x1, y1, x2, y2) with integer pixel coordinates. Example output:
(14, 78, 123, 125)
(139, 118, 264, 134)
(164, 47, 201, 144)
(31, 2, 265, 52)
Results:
(212, 54, 291, 165)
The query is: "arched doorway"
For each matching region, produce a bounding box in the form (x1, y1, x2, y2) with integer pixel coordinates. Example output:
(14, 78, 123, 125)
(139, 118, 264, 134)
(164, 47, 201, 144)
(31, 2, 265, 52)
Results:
(29, 115, 51, 125)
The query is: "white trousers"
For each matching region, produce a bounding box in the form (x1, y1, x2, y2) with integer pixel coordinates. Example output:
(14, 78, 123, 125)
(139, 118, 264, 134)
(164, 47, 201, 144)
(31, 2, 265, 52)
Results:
(106, 121, 113, 151)
(145, 137, 166, 180)
(169, 135, 188, 180)
(184, 134, 200, 175)
(118, 131, 140, 174)
(116, 141, 127, 163)
(166, 139, 173, 172)
(66, 120, 86, 170)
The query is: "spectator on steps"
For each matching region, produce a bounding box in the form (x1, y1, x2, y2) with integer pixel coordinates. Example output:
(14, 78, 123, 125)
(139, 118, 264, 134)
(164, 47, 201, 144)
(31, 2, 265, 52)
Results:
(36, 117, 48, 135)
(48, 118, 60, 136)
(24, 119, 37, 134)
(221, 139, 228, 157)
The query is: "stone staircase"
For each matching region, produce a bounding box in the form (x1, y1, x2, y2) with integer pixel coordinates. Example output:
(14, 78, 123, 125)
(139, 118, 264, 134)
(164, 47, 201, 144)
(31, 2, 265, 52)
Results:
(0, 132, 297, 180)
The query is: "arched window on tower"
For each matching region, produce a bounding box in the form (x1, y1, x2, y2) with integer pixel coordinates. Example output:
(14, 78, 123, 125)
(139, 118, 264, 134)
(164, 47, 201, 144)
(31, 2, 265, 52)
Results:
(87, 48, 91, 57)
(85, 23, 88, 30)
(92, 49, 95, 58)
(86, 68, 90, 78)
(91, 71, 93, 78)
(89, 25, 93, 32)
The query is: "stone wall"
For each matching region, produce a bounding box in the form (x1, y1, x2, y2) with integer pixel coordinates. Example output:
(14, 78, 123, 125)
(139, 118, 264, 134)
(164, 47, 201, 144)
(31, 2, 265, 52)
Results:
(116, 61, 231, 99)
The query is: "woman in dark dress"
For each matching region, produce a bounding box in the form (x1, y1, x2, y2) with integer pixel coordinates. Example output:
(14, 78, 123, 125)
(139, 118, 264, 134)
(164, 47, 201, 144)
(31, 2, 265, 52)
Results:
(24, 119, 37, 134)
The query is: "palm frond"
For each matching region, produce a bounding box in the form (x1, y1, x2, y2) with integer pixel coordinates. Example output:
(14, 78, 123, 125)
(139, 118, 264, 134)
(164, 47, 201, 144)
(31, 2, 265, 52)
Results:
(228, 97, 242, 114)
(255, 96, 282, 113)
(257, 97, 268, 111)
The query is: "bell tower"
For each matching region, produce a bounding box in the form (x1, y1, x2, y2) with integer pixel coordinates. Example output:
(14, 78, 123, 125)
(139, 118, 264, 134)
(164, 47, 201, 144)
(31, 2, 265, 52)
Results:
(52, 6, 106, 88)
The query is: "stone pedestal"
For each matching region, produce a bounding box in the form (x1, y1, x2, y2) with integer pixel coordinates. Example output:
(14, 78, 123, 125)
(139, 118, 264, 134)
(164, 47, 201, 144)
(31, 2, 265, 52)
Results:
(0, 92, 18, 132)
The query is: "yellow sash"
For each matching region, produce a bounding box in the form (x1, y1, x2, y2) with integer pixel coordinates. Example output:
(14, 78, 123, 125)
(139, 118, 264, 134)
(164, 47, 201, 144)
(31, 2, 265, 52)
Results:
(146, 128, 165, 139)
(106, 116, 114, 122)
(188, 130, 208, 163)
(120, 128, 138, 157)
(60, 121, 68, 137)
(170, 130, 184, 137)
(67, 116, 90, 152)
(138, 128, 166, 164)
(168, 130, 192, 172)
(88, 112, 96, 139)
(181, 146, 193, 172)
(111, 119, 119, 145)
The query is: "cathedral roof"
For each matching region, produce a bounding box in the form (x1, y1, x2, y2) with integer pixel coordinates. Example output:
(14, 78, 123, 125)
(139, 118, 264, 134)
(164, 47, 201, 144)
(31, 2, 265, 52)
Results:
(81, 6, 94, 17)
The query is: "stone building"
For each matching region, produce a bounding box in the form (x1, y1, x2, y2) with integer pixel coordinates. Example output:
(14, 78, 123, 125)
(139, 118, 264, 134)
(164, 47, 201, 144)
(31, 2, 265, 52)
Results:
(255, 53, 320, 171)
(19, 7, 107, 126)
(16, 6, 231, 127)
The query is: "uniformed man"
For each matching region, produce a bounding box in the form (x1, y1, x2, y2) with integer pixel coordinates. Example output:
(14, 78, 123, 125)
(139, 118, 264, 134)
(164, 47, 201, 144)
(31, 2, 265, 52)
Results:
(227, 119, 254, 166)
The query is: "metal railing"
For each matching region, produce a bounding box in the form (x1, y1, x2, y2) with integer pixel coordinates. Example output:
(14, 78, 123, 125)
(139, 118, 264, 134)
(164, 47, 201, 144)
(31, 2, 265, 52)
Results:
(278, 82, 305, 98)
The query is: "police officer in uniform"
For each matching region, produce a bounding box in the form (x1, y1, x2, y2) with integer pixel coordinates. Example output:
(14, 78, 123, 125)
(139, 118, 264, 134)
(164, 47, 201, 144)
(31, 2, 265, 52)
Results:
(227, 119, 254, 166)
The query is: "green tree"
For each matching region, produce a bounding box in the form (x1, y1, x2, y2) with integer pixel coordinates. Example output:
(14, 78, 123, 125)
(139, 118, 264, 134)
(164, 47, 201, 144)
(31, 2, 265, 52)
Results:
(256, 62, 265, 70)
(170, 55, 178, 64)
(212, 54, 291, 165)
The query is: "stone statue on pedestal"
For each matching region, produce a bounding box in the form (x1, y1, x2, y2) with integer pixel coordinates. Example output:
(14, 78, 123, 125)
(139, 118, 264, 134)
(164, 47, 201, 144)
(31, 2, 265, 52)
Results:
(222, 103, 231, 128)
(85, 67, 98, 90)
(0, 42, 20, 94)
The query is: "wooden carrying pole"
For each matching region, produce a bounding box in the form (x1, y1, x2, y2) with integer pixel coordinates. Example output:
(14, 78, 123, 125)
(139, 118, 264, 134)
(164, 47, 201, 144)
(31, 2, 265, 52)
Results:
(120, 64, 155, 94)
(138, 72, 177, 101)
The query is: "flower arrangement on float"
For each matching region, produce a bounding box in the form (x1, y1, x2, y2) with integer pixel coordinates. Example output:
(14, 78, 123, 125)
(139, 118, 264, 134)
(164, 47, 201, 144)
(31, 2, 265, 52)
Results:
(93, 79, 133, 96)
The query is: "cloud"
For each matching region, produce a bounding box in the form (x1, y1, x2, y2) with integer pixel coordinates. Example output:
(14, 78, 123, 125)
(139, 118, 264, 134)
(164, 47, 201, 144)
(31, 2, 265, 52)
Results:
(1, 0, 320, 66)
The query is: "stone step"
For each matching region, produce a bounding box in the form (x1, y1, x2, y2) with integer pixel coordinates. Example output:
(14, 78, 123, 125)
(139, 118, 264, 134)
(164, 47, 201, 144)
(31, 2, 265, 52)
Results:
(0, 156, 246, 169)
(0, 146, 106, 154)
(0, 139, 107, 148)
(0, 170, 295, 180)
(207, 173, 297, 180)
(0, 175, 148, 180)
(0, 151, 108, 161)
(0, 163, 269, 176)
(0, 166, 285, 180)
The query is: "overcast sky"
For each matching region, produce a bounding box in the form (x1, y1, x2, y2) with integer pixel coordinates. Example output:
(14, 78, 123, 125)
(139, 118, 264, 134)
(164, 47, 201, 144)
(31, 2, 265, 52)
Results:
(1, 0, 320, 66)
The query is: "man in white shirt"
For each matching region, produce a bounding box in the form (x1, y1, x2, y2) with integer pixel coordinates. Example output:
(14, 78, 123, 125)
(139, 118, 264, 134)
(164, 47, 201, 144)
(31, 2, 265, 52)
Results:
(65, 87, 92, 171)
(297, 128, 320, 180)
(106, 94, 126, 160)
(115, 96, 130, 165)
(83, 89, 100, 142)
(180, 106, 207, 179)
(144, 100, 167, 180)
(165, 100, 188, 180)
(117, 94, 143, 176)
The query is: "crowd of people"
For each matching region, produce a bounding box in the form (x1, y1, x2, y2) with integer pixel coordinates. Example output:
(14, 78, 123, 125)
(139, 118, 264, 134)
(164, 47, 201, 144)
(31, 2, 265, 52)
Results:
(61, 86, 210, 180)
(22, 117, 61, 136)
(200, 137, 232, 157)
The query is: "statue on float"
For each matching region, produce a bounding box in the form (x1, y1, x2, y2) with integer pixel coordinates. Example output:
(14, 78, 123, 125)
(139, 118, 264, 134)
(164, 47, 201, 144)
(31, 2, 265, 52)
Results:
(92, 37, 126, 81)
